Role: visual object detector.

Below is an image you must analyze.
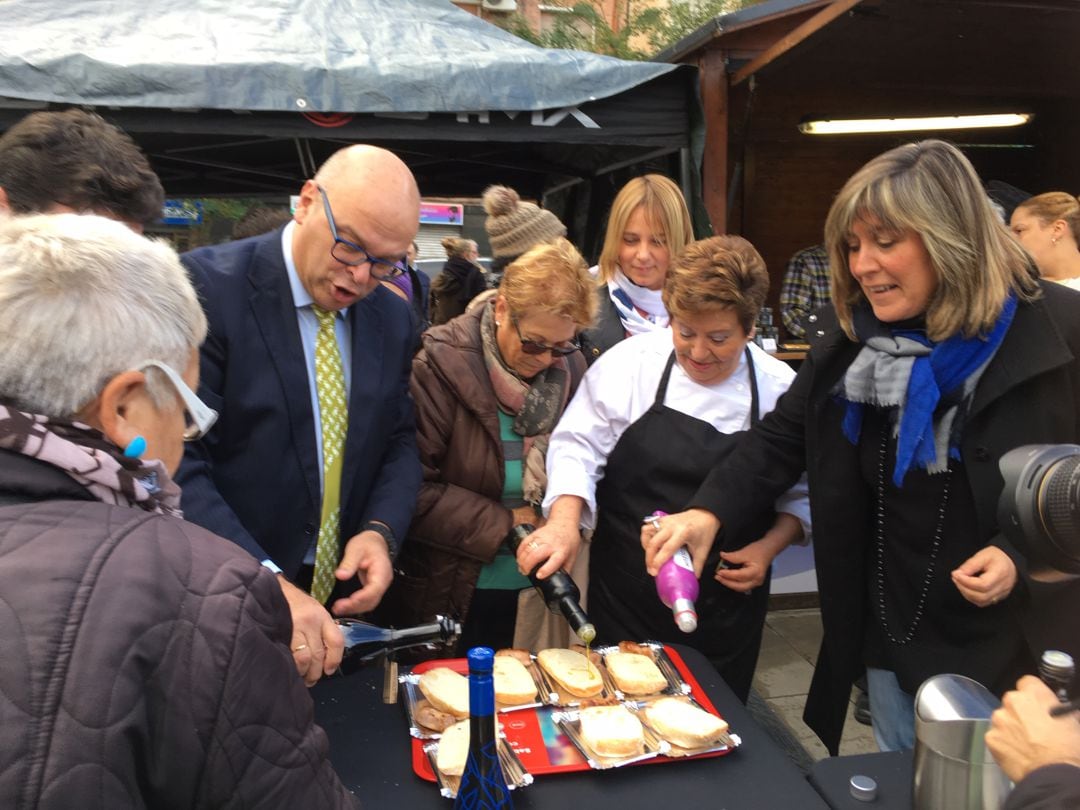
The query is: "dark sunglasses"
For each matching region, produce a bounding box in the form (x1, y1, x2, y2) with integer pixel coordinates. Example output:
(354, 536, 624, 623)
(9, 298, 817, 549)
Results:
(511, 315, 581, 357)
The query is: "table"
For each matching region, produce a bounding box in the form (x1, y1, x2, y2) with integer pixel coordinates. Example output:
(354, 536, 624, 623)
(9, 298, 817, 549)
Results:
(313, 645, 830, 808)
(809, 750, 913, 809)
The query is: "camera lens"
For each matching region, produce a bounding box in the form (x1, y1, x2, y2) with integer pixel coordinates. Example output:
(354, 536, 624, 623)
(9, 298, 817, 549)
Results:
(1038, 455, 1080, 570)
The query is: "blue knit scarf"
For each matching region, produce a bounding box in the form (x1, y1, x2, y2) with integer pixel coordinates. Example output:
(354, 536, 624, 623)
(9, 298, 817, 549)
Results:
(837, 294, 1017, 486)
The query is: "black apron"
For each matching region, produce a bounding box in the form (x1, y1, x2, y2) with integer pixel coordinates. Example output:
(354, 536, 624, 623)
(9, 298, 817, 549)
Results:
(588, 349, 774, 702)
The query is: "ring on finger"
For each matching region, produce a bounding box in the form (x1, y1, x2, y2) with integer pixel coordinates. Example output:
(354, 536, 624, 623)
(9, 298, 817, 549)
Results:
(650, 517, 662, 531)
(293, 644, 308, 652)
(528, 540, 540, 551)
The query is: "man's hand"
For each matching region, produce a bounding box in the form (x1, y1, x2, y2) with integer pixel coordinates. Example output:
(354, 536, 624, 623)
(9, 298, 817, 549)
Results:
(277, 575, 344, 686)
(951, 545, 1017, 607)
(986, 675, 1080, 783)
(329, 529, 394, 616)
(641, 508, 721, 578)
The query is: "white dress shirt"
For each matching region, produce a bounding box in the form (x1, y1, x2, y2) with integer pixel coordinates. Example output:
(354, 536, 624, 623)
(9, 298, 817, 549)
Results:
(544, 328, 812, 538)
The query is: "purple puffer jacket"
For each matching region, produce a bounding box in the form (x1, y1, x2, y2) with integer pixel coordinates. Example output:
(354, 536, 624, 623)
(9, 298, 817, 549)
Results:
(0, 450, 358, 809)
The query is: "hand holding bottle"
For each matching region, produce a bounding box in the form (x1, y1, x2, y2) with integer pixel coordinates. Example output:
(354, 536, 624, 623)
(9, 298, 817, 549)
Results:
(507, 524, 596, 644)
(641, 507, 721, 577)
(514, 495, 583, 580)
(648, 511, 699, 633)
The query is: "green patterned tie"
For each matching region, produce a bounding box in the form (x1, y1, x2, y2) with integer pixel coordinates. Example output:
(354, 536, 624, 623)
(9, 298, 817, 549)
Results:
(311, 306, 347, 604)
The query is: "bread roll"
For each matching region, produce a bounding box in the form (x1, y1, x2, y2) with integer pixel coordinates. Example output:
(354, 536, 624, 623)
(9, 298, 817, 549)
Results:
(418, 667, 469, 719)
(435, 719, 470, 777)
(604, 651, 667, 695)
(537, 648, 604, 698)
(644, 697, 729, 749)
(579, 705, 644, 758)
(493, 654, 537, 705)
(496, 648, 532, 666)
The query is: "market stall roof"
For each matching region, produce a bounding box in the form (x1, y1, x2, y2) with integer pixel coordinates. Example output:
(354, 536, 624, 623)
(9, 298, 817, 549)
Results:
(650, 0, 1080, 320)
(0, 0, 699, 199)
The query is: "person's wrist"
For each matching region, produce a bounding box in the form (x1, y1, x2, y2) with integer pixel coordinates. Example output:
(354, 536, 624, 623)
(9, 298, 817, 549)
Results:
(362, 521, 398, 560)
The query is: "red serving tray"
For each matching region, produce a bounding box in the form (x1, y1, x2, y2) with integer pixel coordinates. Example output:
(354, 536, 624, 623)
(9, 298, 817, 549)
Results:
(409, 645, 735, 782)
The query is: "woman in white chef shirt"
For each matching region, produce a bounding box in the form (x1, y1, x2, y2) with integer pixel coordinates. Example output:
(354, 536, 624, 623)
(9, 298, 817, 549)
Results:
(519, 235, 811, 702)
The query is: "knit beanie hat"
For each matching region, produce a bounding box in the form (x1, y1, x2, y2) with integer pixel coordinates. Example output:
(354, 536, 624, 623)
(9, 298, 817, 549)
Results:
(483, 185, 567, 259)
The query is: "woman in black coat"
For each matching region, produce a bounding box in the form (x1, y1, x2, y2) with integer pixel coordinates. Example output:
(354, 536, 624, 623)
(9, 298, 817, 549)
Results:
(643, 140, 1080, 755)
(430, 235, 486, 326)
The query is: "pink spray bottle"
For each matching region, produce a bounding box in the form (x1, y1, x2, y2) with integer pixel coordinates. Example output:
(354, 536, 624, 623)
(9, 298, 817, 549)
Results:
(647, 510, 699, 633)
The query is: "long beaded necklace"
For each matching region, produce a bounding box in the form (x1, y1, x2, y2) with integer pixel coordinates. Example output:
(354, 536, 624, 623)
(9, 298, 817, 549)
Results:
(874, 428, 952, 646)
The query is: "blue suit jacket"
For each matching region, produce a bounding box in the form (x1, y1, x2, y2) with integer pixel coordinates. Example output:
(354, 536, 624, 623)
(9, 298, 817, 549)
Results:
(176, 229, 421, 577)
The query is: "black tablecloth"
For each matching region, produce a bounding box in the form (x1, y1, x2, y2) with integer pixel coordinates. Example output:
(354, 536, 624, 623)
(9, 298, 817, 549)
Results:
(312, 645, 829, 809)
(809, 750, 913, 809)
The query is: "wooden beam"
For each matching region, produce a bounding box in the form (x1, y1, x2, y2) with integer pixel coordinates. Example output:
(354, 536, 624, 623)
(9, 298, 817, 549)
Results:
(732, 0, 864, 86)
(700, 48, 729, 235)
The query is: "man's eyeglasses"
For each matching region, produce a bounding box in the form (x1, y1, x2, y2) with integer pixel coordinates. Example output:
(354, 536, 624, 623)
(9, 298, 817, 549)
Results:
(316, 184, 405, 280)
(135, 360, 218, 441)
(511, 315, 581, 357)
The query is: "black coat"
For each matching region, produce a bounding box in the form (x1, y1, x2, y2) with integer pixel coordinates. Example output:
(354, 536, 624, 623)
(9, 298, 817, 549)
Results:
(690, 282, 1080, 753)
(429, 256, 486, 327)
(1007, 764, 1080, 809)
(578, 285, 625, 366)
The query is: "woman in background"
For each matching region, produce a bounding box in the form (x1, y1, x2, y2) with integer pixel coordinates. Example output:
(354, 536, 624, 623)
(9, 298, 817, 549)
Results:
(481, 184, 567, 289)
(430, 236, 486, 326)
(579, 174, 694, 364)
(1009, 192, 1080, 289)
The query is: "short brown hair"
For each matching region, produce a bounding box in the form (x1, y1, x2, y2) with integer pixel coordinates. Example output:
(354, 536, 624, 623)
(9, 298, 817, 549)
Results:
(1016, 191, 1080, 244)
(501, 237, 598, 328)
(597, 174, 694, 284)
(0, 109, 164, 228)
(825, 140, 1038, 341)
(662, 235, 769, 334)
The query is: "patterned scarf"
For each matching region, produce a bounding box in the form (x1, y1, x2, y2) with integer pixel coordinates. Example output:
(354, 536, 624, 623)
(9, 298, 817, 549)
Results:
(609, 268, 670, 337)
(480, 301, 571, 505)
(834, 294, 1017, 486)
(0, 405, 182, 516)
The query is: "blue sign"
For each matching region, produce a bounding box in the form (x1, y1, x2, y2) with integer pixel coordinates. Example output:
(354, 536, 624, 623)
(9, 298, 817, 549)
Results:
(161, 199, 203, 226)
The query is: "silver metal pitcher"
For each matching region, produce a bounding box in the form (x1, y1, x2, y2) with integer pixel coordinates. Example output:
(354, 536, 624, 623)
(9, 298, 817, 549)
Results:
(913, 674, 1012, 810)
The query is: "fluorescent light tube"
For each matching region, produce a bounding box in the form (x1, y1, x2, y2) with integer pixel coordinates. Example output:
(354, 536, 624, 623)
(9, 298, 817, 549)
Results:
(799, 113, 1032, 135)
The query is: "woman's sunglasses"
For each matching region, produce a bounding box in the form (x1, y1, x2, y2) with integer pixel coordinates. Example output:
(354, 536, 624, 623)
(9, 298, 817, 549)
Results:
(511, 315, 581, 357)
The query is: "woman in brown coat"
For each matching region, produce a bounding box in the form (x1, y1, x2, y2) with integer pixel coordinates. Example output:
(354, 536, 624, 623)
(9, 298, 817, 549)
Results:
(378, 238, 597, 651)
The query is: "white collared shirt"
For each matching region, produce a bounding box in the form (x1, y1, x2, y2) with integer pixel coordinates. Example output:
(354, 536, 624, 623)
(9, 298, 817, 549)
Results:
(544, 327, 812, 538)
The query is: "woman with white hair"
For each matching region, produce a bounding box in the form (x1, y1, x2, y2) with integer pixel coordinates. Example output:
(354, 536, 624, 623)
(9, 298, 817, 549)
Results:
(0, 214, 354, 809)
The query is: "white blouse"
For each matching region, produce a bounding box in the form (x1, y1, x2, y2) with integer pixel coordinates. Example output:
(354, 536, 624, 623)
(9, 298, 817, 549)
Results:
(544, 328, 812, 538)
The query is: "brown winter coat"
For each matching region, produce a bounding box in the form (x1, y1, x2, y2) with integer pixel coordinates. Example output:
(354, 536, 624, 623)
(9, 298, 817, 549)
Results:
(378, 306, 585, 628)
(0, 449, 356, 810)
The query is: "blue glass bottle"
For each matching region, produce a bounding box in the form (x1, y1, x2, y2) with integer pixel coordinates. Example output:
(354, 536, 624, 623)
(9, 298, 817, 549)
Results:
(454, 646, 513, 810)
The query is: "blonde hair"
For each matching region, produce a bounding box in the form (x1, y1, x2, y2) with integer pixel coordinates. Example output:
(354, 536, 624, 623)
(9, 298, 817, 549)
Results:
(598, 175, 694, 284)
(441, 236, 476, 259)
(825, 140, 1038, 341)
(1016, 191, 1080, 244)
(663, 235, 769, 334)
(501, 238, 598, 328)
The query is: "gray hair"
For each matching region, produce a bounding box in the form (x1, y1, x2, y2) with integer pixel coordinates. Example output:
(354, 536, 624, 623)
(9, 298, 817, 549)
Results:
(0, 213, 207, 417)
